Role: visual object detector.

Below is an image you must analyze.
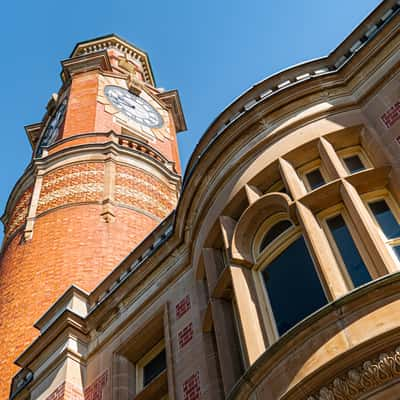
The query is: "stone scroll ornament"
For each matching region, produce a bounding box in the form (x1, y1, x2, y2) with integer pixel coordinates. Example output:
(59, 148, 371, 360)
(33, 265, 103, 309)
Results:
(307, 346, 400, 400)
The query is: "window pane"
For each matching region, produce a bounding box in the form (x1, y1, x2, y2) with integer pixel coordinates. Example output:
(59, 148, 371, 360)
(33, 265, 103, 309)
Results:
(327, 215, 371, 287)
(305, 168, 325, 190)
(392, 245, 400, 261)
(143, 349, 166, 387)
(259, 220, 292, 252)
(343, 155, 365, 173)
(262, 236, 327, 336)
(369, 200, 400, 240)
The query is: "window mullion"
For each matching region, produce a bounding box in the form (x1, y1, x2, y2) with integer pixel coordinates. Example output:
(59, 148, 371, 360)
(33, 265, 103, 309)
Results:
(318, 137, 347, 179)
(296, 202, 348, 300)
(340, 180, 398, 275)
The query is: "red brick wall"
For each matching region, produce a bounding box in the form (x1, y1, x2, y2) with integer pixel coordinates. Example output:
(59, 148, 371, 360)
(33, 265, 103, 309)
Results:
(0, 202, 159, 399)
(62, 72, 99, 137)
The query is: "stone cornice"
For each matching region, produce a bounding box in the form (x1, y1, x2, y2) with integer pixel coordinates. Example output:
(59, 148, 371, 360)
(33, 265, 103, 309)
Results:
(85, 245, 190, 356)
(24, 123, 43, 149)
(1, 132, 180, 232)
(183, 0, 399, 185)
(70, 34, 155, 86)
(61, 50, 112, 81)
(157, 89, 187, 133)
(15, 310, 88, 368)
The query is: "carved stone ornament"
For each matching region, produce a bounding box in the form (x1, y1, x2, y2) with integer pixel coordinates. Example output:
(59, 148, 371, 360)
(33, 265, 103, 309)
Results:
(307, 346, 400, 400)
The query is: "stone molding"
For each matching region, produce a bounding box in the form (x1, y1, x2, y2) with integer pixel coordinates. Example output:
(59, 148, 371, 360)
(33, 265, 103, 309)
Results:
(307, 346, 400, 400)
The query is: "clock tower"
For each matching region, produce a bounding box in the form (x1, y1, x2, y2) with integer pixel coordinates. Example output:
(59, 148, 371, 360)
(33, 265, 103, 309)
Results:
(0, 35, 186, 399)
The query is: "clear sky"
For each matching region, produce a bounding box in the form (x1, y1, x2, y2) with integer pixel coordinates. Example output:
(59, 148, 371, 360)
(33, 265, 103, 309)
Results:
(0, 0, 382, 243)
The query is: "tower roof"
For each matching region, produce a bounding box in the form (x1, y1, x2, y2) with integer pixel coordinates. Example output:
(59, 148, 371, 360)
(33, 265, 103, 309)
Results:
(70, 34, 155, 86)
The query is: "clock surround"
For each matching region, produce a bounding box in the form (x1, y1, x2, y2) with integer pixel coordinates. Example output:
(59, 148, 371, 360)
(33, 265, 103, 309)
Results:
(104, 85, 164, 129)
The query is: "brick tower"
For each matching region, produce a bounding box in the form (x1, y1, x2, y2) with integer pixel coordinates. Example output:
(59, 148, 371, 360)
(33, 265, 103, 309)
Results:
(0, 35, 185, 399)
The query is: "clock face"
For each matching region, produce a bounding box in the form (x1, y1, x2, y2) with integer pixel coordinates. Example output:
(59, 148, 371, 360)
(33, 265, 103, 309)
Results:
(36, 98, 68, 156)
(104, 85, 163, 129)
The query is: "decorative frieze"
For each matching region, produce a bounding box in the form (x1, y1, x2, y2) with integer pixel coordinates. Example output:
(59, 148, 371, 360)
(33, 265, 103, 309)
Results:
(6, 187, 33, 238)
(37, 164, 105, 215)
(115, 165, 176, 218)
(307, 346, 400, 400)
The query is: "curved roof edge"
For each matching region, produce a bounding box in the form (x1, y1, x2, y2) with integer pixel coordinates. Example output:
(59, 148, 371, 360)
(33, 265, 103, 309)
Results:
(183, 0, 399, 188)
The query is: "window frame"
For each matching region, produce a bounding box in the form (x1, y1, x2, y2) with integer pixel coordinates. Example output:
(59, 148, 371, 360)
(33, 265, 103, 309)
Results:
(136, 339, 167, 394)
(265, 180, 287, 195)
(320, 204, 376, 290)
(363, 189, 400, 267)
(298, 159, 329, 192)
(337, 145, 372, 175)
(253, 213, 296, 261)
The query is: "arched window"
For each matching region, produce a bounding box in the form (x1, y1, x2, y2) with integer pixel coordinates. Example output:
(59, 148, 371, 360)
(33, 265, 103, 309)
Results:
(259, 220, 292, 252)
(257, 220, 327, 337)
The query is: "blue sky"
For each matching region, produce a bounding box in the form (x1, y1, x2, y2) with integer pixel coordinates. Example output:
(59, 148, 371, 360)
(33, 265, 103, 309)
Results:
(0, 0, 382, 243)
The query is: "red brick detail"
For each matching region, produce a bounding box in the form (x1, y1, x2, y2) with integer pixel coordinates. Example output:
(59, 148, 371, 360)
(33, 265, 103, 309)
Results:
(46, 383, 66, 400)
(5, 186, 33, 238)
(37, 163, 105, 214)
(115, 165, 176, 218)
(183, 372, 201, 400)
(381, 101, 400, 128)
(84, 370, 108, 400)
(178, 323, 194, 349)
(45, 382, 84, 400)
(176, 295, 191, 319)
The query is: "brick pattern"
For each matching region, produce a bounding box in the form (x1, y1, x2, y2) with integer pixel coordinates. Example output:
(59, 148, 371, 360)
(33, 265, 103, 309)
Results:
(176, 295, 191, 319)
(6, 187, 33, 238)
(37, 163, 104, 214)
(178, 323, 194, 349)
(115, 165, 176, 218)
(381, 101, 400, 128)
(183, 372, 201, 400)
(84, 371, 108, 400)
(45, 382, 84, 400)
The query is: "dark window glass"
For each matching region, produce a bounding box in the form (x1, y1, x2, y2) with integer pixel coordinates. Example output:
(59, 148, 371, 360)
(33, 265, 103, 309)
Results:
(369, 200, 400, 240)
(279, 186, 287, 194)
(305, 168, 325, 190)
(327, 215, 371, 287)
(259, 220, 293, 252)
(262, 236, 327, 335)
(143, 349, 166, 387)
(393, 245, 400, 261)
(343, 155, 365, 173)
